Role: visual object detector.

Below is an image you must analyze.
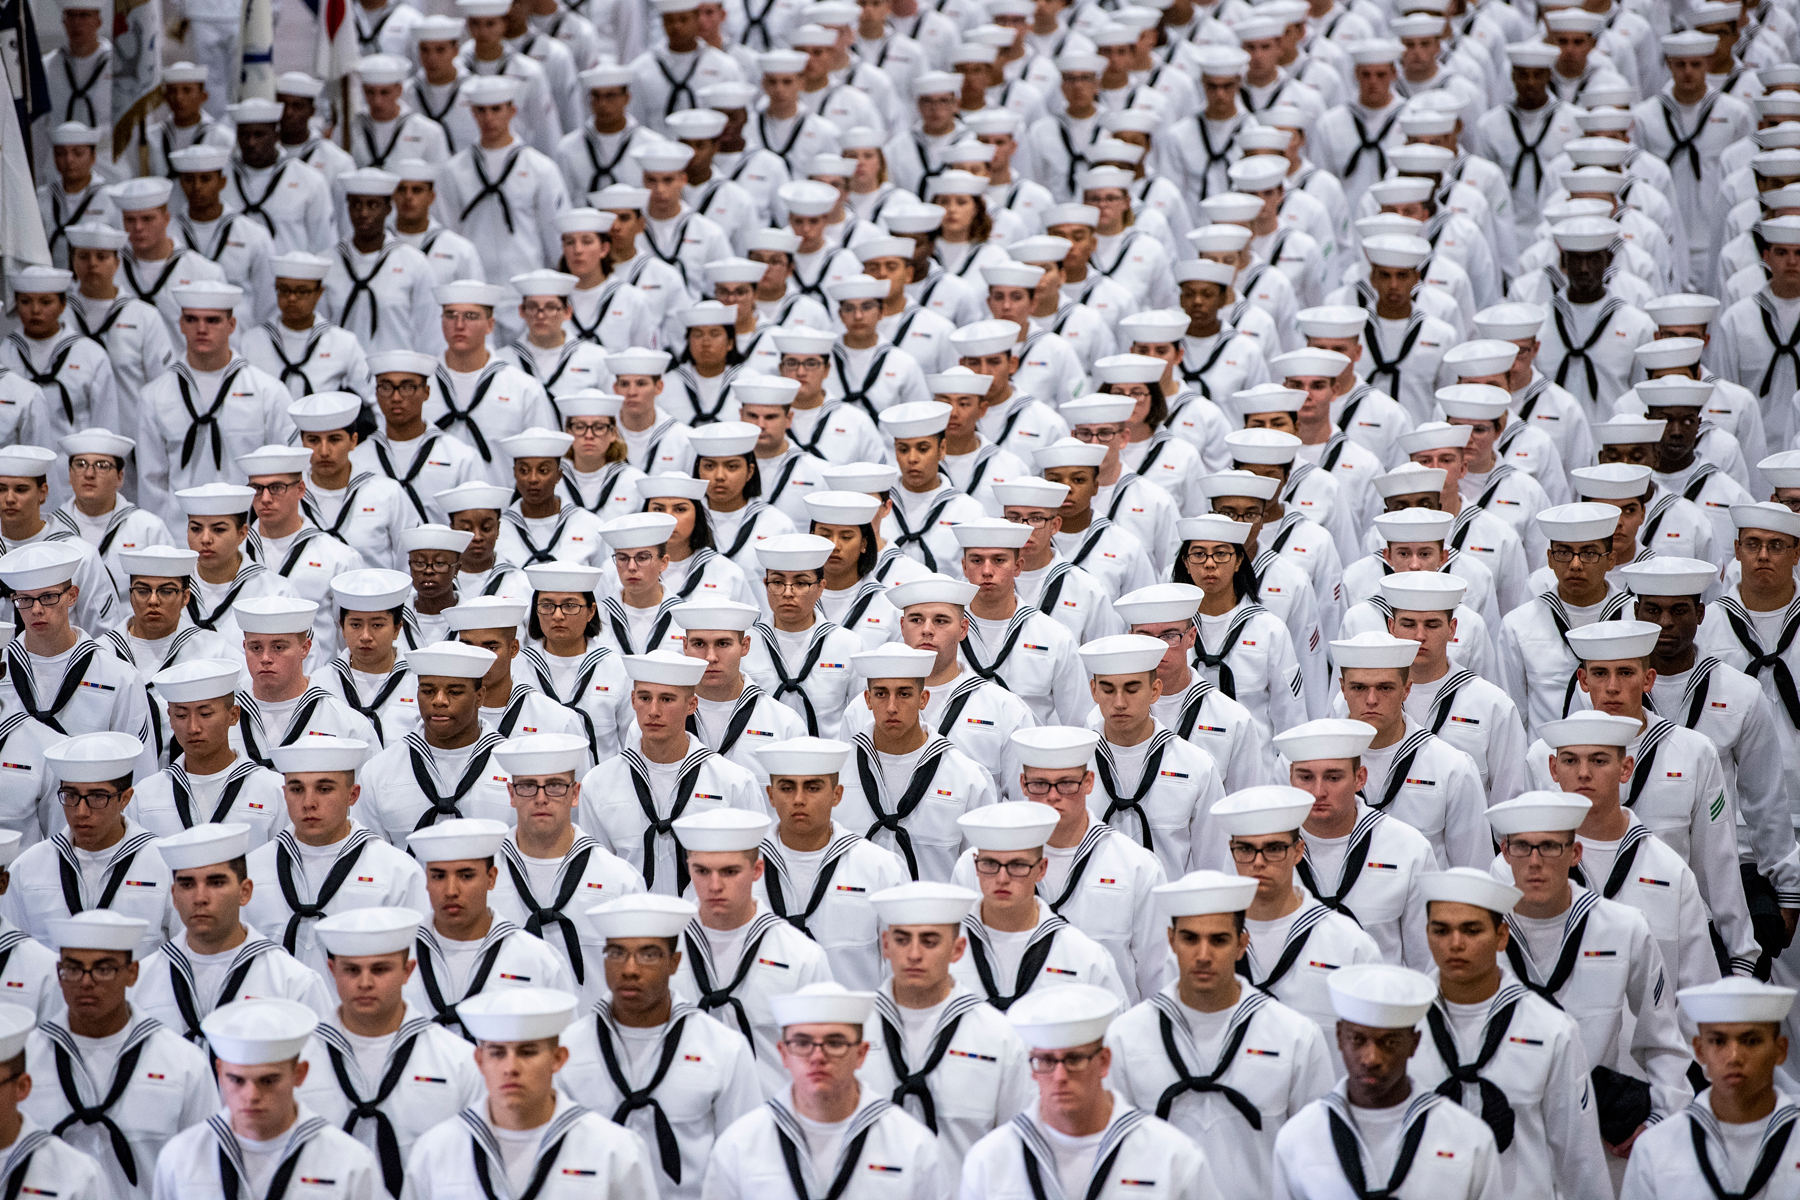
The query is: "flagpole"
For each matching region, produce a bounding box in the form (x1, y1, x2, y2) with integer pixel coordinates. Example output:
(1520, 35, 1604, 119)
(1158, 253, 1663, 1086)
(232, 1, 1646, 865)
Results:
(340, 76, 351, 150)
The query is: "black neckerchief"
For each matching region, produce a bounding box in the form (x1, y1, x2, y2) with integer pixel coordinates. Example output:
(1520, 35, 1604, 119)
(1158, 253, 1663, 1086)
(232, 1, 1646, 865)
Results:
(498, 834, 596, 984)
(851, 733, 951, 880)
(1235, 901, 1333, 992)
(591, 1000, 697, 1183)
(1192, 604, 1268, 700)
(162, 934, 279, 1044)
(403, 729, 504, 832)
(460, 145, 523, 232)
(413, 919, 521, 1038)
(44, 1016, 163, 1185)
(1148, 988, 1269, 1127)
(872, 989, 983, 1133)
(769, 1093, 892, 1200)
(1012, 1105, 1150, 1200)
(372, 432, 447, 522)
(254, 320, 330, 395)
(52, 829, 155, 916)
(1716, 594, 1800, 728)
(1323, 1090, 1437, 1200)
(186, 561, 267, 631)
(207, 1109, 331, 1200)
(1426, 982, 1528, 1151)
(1093, 730, 1176, 852)
(316, 1014, 436, 1196)
(230, 158, 295, 236)
(167, 757, 264, 829)
(235, 685, 333, 769)
(1504, 886, 1600, 1003)
(1296, 807, 1385, 923)
(682, 910, 782, 1045)
(273, 827, 373, 953)
(3, 637, 98, 735)
(1685, 1097, 1800, 1200)
(623, 743, 713, 893)
(760, 828, 860, 937)
(961, 911, 1068, 1011)
(433, 361, 507, 462)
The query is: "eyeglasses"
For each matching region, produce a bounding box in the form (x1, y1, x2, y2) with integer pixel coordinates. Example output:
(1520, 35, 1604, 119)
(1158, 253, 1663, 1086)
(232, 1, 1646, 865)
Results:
(1029, 1048, 1103, 1075)
(410, 557, 460, 573)
(521, 302, 567, 317)
(56, 960, 124, 983)
(781, 1035, 859, 1058)
(375, 381, 426, 398)
(12, 587, 71, 611)
(510, 779, 573, 798)
(1142, 628, 1188, 645)
(781, 357, 828, 371)
(275, 283, 322, 299)
(249, 481, 297, 497)
(766, 578, 820, 593)
(129, 584, 186, 602)
(602, 946, 670, 966)
(973, 856, 1039, 877)
(569, 420, 615, 437)
(1741, 537, 1797, 557)
(537, 599, 592, 615)
(59, 788, 122, 810)
(1229, 838, 1298, 863)
(1020, 778, 1085, 796)
(1004, 513, 1056, 528)
(1184, 547, 1240, 565)
(69, 457, 118, 474)
(1549, 547, 1608, 564)
(1504, 838, 1574, 860)
(1072, 426, 1126, 443)
(613, 551, 660, 567)
(442, 311, 490, 324)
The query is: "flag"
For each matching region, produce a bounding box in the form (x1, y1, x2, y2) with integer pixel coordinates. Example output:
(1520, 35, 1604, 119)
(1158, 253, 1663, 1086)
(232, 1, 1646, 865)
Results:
(239, 0, 274, 101)
(314, 0, 356, 84)
(0, 0, 49, 135)
(0, 51, 49, 269)
(109, 0, 161, 167)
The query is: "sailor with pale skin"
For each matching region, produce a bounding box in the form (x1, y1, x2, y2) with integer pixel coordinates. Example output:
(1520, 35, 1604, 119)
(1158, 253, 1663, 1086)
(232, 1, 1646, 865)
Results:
(52, 427, 173, 591)
(1, 268, 118, 506)
(21, 911, 212, 1200)
(1271, 718, 1434, 970)
(1060, 386, 1186, 565)
(588, 517, 683, 661)
(1214, 785, 1383, 1073)
(666, 808, 833, 1095)
(802, 488, 904, 648)
(485, 732, 646, 1007)
(1224, 422, 1365, 574)
(0, 541, 146, 745)
(104, 545, 236, 700)
(636, 472, 762, 608)
(1392, 427, 1535, 618)
(0, 1004, 109, 1200)
(877, 400, 989, 580)
(575, 650, 763, 895)
(1487, 792, 1695, 1156)
(777, 334, 887, 471)
(242, 738, 429, 981)
(451, 598, 601, 757)
(1274, 328, 1416, 472)
(349, 350, 482, 527)
(0, 446, 126, 638)
(557, 894, 761, 1200)
(1102, 869, 1333, 1200)
(131, 822, 333, 1045)
(1035, 433, 1165, 596)
(494, 271, 614, 401)
(425, 280, 559, 489)
(958, 982, 1225, 1200)
(734, 377, 834, 525)
(1556, 461, 1718, 588)
(948, 802, 1129, 1010)
(230, 597, 381, 768)
(835, 643, 998, 883)
(552, 390, 648, 520)
(173, 483, 302, 647)
(295, 908, 485, 1200)
(1201, 456, 1345, 646)
(398, 987, 658, 1199)
(702, 981, 948, 1199)
(132, 660, 287, 846)
(315, 569, 422, 749)
(949, 517, 1091, 727)
(1697, 502, 1800, 747)
(987, 477, 1122, 643)
(929, 366, 1032, 517)
(739, 535, 864, 740)
(1435, 385, 1564, 545)
(666, 599, 807, 780)
(1271, 964, 1504, 1200)
(1524, 621, 1759, 979)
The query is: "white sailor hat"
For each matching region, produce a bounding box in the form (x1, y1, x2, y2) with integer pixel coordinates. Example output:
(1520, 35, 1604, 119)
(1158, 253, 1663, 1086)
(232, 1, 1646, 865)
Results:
(632, 141, 694, 174)
(202, 997, 322, 1065)
(949, 319, 1023, 358)
(109, 177, 174, 210)
(458, 988, 578, 1043)
(926, 365, 990, 396)
(878, 203, 947, 236)
(757, 736, 851, 777)
(770, 982, 876, 1029)
(1389, 11, 1447, 35)
(1543, 5, 1604, 30)
(407, 817, 509, 863)
(1199, 192, 1264, 224)
(1199, 470, 1279, 501)
(1571, 463, 1653, 501)
(1537, 502, 1621, 543)
(1678, 978, 1798, 1025)
(828, 274, 892, 302)
(1034, 438, 1108, 470)
(1193, 42, 1250, 73)
(1561, 167, 1628, 197)
(1473, 303, 1546, 341)
(406, 641, 499, 680)
(356, 54, 410, 85)
(443, 597, 529, 633)
(607, 348, 675, 382)
(0, 445, 54, 477)
(753, 533, 831, 572)
(170, 281, 242, 310)
(636, 473, 707, 503)
(287, 391, 361, 432)
(1592, 416, 1665, 445)
(1399, 108, 1458, 136)
(460, 76, 521, 105)
(1551, 216, 1622, 252)
(227, 98, 283, 123)
(1008, 983, 1118, 1048)
(402, 524, 474, 554)
(1662, 28, 1719, 54)
(666, 108, 728, 140)
(854, 236, 915, 264)
(1078, 166, 1138, 195)
(1237, 126, 1294, 153)
(1226, 155, 1289, 194)
(686, 421, 762, 460)
(778, 180, 839, 217)
(757, 46, 807, 71)
(63, 222, 127, 250)
(1154, 870, 1259, 919)
(879, 572, 975, 610)
(339, 167, 401, 197)
(1388, 143, 1454, 175)
(1732, 502, 1800, 538)
(6, 540, 101, 592)
(1042, 203, 1099, 229)
(803, 491, 882, 527)
(1009, 726, 1100, 771)
(879, 401, 953, 438)
(156, 823, 251, 872)
(1612, 556, 1717, 600)
(1488, 791, 1591, 836)
(390, 158, 439, 182)
(1088, 355, 1164, 388)
(556, 208, 617, 237)
(1225, 428, 1302, 465)
(981, 261, 1045, 290)
(1356, 214, 1422, 243)
(57, 428, 134, 459)
(1062, 395, 1139, 429)
(1373, 507, 1454, 544)
(49, 910, 147, 952)
(168, 144, 230, 173)
(625, 650, 707, 686)
(951, 518, 1031, 550)
(1442, 340, 1520, 379)
(1329, 964, 1437, 1029)
(1539, 709, 1643, 750)
(958, 801, 1059, 850)
(233, 597, 321, 636)
(594, 513, 677, 554)
(1331, 631, 1422, 669)
(1760, 64, 1800, 86)
(162, 61, 210, 83)
(1176, 514, 1251, 546)
(991, 478, 1070, 509)
(1266, 354, 1350, 391)
(1379, 571, 1465, 613)
(1504, 39, 1560, 67)
(705, 257, 768, 285)
(818, 462, 899, 493)
(1117, 308, 1190, 344)
(1632, 338, 1705, 374)
(330, 568, 413, 615)
(1114, 583, 1203, 626)
(1187, 224, 1253, 253)
(1419, 866, 1521, 914)
(868, 881, 978, 927)
(770, 326, 836, 355)
(1398, 422, 1472, 454)
(508, 270, 578, 301)
(434, 280, 505, 307)
(269, 737, 369, 775)
(1290, 306, 1365, 340)
(672, 808, 771, 852)
(669, 600, 758, 633)
(119, 545, 197, 579)
(1078, 634, 1169, 678)
(1637, 377, 1714, 409)
(585, 895, 696, 940)
(1368, 177, 1434, 207)
(1272, 718, 1376, 764)
(1643, 294, 1720, 328)
(367, 350, 437, 378)
(315, 908, 422, 958)
(523, 562, 604, 593)
(1362, 234, 1431, 268)
(1436, 384, 1512, 421)
(577, 62, 634, 89)
(1087, 22, 1138, 46)
(1054, 51, 1106, 74)
(236, 445, 313, 476)
(851, 645, 940, 678)
(150, 658, 243, 704)
(1763, 450, 1800, 489)
(943, 140, 997, 168)
(1212, 785, 1315, 835)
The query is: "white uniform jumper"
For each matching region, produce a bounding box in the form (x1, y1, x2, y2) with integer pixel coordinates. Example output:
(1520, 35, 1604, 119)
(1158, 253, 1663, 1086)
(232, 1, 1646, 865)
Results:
(152, 1104, 381, 1200)
(242, 823, 429, 978)
(487, 829, 647, 1008)
(959, 1093, 1222, 1200)
(131, 926, 335, 1046)
(754, 821, 909, 991)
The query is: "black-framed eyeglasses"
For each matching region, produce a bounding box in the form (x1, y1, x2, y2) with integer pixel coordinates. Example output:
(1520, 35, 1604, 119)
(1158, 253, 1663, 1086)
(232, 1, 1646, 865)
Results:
(1229, 838, 1298, 863)
(536, 599, 592, 615)
(1005, 513, 1056, 527)
(1184, 547, 1240, 565)
(1020, 778, 1084, 796)
(1548, 547, 1607, 564)
(781, 356, 828, 371)
(510, 779, 573, 798)
(276, 283, 322, 298)
(766, 578, 820, 593)
(1741, 537, 1796, 557)
(973, 856, 1039, 877)
(410, 557, 460, 573)
(57, 959, 124, 983)
(1504, 838, 1574, 860)
(129, 584, 186, 601)
(602, 946, 670, 966)
(569, 420, 615, 437)
(249, 481, 297, 497)
(375, 381, 426, 398)
(1143, 628, 1188, 645)
(11, 587, 71, 611)
(1029, 1048, 1103, 1075)
(781, 1035, 859, 1058)
(59, 788, 122, 810)
(613, 551, 661, 567)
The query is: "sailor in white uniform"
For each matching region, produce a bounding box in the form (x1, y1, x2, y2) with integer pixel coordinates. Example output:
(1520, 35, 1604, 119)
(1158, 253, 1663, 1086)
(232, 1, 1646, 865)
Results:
(401, 818, 575, 1038)
(1212, 785, 1383, 1073)
(667, 808, 834, 1095)
(0, 1004, 110, 1200)
(242, 738, 429, 981)
(1407, 868, 1612, 1200)
(53, 428, 174, 592)
(2, 735, 174, 962)
(559, 893, 762, 1199)
(801, 487, 906, 648)
(239, 445, 370, 656)
(1272, 719, 1434, 970)
(131, 822, 332, 1046)
(486, 733, 646, 1007)
(1103, 870, 1334, 1200)
(351, 351, 484, 527)
(296, 907, 485, 1200)
(1624, 977, 1800, 1199)
(959, 982, 1225, 1200)
(576, 650, 764, 894)
(668, 599, 807, 781)
(703, 981, 949, 1199)
(21, 910, 213, 1200)
(355, 641, 513, 841)
(750, 737, 907, 990)
(0, 539, 145, 740)
(231, 598, 380, 769)
(316, 568, 423, 750)
(876, 401, 989, 580)
(836, 643, 997, 882)
(494, 427, 609, 568)
(1271, 963, 1505, 1200)
(742, 536, 865, 739)
(855, 881, 1035, 1180)
(1037, 434, 1165, 599)
(0, 835, 57, 1019)
(398, 986, 657, 1199)
(947, 802, 1129, 1011)
(987, 477, 1122, 645)
(290, 395, 417, 576)
(435, 76, 570, 293)
(948, 519, 1090, 727)
(104, 550, 236, 741)
(1487, 793, 1696, 1147)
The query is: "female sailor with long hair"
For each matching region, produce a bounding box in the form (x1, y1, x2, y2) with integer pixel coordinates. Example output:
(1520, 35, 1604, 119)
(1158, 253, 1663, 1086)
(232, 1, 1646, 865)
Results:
(633, 473, 759, 607)
(553, 389, 645, 521)
(803, 488, 906, 649)
(663, 300, 753, 426)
